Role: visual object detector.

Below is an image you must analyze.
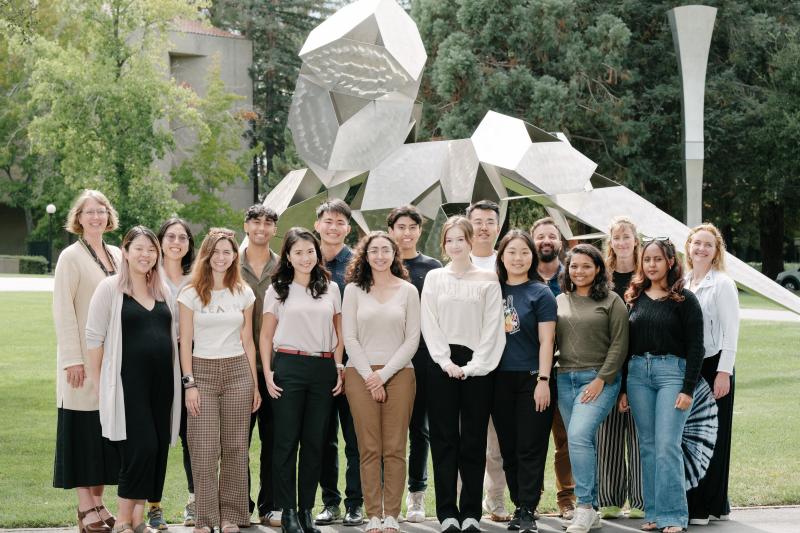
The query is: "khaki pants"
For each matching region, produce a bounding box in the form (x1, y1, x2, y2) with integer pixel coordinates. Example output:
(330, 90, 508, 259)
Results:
(552, 407, 576, 508)
(483, 417, 507, 510)
(345, 367, 415, 519)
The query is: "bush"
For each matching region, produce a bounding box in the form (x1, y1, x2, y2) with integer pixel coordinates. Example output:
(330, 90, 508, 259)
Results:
(19, 256, 49, 274)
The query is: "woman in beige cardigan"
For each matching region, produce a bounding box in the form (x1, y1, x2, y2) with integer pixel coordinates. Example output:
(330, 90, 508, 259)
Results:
(53, 190, 122, 533)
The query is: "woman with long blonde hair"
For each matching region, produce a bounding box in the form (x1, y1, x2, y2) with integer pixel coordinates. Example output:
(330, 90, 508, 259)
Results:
(597, 216, 644, 520)
(178, 229, 261, 533)
(86, 226, 181, 533)
(683, 223, 739, 526)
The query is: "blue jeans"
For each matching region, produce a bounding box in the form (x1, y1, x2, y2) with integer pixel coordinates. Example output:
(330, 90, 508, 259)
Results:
(557, 369, 621, 507)
(627, 354, 691, 529)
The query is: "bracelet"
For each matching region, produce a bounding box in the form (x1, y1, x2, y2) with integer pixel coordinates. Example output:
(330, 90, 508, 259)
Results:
(184, 383, 197, 390)
(336, 363, 345, 371)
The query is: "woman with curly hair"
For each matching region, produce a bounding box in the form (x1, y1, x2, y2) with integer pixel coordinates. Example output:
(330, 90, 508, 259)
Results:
(624, 238, 703, 533)
(341, 231, 420, 533)
(555, 244, 629, 533)
(259, 227, 344, 533)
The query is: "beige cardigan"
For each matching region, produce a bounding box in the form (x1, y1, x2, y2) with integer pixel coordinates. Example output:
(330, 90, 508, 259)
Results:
(53, 241, 121, 411)
(85, 276, 181, 444)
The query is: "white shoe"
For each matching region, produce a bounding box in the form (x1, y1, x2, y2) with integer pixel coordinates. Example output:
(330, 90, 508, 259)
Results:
(441, 517, 461, 532)
(268, 510, 282, 527)
(383, 516, 400, 532)
(461, 518, 481, 532)
(689, 517, 710, 526)
(365, 516, 383, 533)
(406, 491, 426, 523)
(565, 507, 600, 533)
(711, 514, 730, 521)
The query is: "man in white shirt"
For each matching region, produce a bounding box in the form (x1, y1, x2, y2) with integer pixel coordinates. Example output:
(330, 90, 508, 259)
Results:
(466, 200, 509, 522)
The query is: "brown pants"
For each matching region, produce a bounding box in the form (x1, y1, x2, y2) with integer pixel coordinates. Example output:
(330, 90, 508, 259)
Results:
(345, 367, 415, 519)
(188, 355, 254, 528)
(552, 407, 576, 508)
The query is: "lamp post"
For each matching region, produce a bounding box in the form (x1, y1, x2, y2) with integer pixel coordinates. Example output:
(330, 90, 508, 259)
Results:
(46, 203, 56, 273)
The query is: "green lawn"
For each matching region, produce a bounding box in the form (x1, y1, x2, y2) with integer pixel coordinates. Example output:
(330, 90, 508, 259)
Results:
(0, 292, 798, 527)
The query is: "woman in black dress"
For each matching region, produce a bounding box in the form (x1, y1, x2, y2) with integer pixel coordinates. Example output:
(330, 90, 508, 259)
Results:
(86, 226, 182, 533)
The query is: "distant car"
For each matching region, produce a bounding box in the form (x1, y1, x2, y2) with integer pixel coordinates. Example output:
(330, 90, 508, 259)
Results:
(777, 267, 800, 291)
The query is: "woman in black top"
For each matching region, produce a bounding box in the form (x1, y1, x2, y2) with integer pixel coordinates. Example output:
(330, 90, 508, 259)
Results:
(624, 238, 703, 533)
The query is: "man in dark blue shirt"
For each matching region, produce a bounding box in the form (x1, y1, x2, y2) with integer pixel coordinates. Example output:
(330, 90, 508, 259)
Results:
(313, 199, 363, 526)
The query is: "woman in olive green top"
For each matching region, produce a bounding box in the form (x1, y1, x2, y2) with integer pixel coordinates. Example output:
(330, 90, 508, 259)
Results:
(555, 244, 628, 533)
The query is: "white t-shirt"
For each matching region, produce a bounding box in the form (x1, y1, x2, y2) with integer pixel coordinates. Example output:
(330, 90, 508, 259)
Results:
(470, 252, 497, 271)
(264, 281, 342, 354)
(178, 285, 256, 359)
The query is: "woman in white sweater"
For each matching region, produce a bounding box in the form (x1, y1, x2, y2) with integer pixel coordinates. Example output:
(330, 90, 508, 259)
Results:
(342, 231, 420, 533)
(684, 223, 740, 525)
(421, 216, 505, 533)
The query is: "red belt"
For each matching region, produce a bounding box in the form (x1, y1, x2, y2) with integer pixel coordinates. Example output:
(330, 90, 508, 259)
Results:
(276, 348, 335, 359)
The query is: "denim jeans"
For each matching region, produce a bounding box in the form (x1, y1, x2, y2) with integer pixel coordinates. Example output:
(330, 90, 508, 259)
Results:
(627, 354, 691, 529)
(557, 369, 621, 507)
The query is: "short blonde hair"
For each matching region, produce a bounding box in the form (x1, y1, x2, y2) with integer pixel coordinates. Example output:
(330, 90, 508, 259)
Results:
(440, 216, 473, 260)
(604, 216, 641, 273)
(65, 189, 119, 235)
(685, 222, 727, 271)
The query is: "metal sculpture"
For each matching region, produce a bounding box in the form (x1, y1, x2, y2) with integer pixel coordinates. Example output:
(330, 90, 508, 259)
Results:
(262, 0, 800, 315)
(668, 5, 717, 227)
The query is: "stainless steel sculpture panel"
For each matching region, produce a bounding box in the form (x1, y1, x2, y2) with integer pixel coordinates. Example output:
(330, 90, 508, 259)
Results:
(668, 5, 717, 227)
(263, 0, 800, 315)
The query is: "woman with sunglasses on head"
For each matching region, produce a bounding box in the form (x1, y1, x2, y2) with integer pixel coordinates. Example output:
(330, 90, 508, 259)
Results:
(259, 227, 344, 533)
(143, 218, 196, 530)
(53, 189, 121, 533)
(683, 224, 739, 526)
(623, 238, 704, 533)
(86, 226, 181, 533)
(491, 230, 556, 533)
(555, 244, 629, 533)
(420, 216, 505, 533)
(342, 231, 420, 533)
(178, 229, 261, 533)
(596, 216, 644, 520)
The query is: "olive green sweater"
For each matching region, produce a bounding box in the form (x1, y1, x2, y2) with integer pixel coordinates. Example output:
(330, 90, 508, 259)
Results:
(555, 291, 629, 384)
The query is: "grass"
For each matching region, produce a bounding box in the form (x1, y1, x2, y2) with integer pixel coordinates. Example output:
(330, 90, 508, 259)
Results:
(0, 292, 798, 527)
(738, 291, 789, 310)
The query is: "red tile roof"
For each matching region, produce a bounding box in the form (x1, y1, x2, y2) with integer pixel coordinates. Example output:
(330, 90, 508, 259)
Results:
(173, 19, 246, 40)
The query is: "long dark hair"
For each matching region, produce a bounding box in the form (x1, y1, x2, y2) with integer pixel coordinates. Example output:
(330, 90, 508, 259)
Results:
(496, 229, 542, 284)
(346, 232, 408, 292)
(157, 217, 195, 275)
(625, 239, 686, 306)
(272, 227, 330, 303)
(560, 244, 611, 301)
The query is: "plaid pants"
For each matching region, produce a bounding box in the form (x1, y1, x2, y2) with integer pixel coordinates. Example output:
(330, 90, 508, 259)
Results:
(188, 355, 254, 528)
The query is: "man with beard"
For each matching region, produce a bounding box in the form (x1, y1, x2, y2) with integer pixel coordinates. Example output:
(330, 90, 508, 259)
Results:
(530, 217, 577, 522)
(241, 204, 281, 526)
(465, 201, 511, 523)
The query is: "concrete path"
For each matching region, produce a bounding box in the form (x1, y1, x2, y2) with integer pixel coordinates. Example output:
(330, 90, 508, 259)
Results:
(4, 277, 799, 322)
(3, 508, 799, 533)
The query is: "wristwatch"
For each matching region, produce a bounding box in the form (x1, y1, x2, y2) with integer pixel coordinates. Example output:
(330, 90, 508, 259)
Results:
(537, 375, 550, 382)
(181, 374, 195, 387)
(336, 363, 345, 372)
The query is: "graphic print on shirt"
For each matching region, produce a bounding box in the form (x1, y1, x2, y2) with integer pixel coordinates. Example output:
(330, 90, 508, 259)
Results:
(504, 294, 520, 334)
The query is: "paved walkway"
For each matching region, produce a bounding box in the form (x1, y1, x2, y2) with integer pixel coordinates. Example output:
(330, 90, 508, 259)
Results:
(2, 508, 799, 533)
(3, 277, 799, 322)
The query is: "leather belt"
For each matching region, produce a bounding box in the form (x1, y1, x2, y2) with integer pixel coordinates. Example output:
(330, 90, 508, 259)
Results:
(276, 348, 335, 359)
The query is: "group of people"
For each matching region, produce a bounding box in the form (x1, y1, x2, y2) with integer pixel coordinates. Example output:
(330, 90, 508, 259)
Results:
(53, 190, 738, 533)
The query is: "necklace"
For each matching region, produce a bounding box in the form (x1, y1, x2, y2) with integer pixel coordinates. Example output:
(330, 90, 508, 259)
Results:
(79, 237, 116, 276)
(449, 265, 476, 279)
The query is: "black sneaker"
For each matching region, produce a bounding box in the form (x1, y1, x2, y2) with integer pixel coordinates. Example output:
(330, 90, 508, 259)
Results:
(342, 506, 364, 526)
(508, 508, 521, 531)
(518, 508, 537, 533)
(314, 506, 341, 524)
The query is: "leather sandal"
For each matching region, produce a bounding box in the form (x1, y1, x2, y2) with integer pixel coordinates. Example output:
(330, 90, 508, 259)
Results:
(95, 506, 116, 528)
(192, 527, 212, 533)
(78, 507, 111, 533)
(111, 523, 134, 533)
(221, 522, 240, 533)
(640, 523, 658, 531)
(133, 523, 156, 533)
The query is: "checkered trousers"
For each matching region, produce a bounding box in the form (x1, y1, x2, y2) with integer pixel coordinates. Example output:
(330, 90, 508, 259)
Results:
(188, 354, 254, 528)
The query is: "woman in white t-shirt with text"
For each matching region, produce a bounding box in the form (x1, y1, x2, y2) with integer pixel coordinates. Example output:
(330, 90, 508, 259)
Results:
(177, 229, 261, 533)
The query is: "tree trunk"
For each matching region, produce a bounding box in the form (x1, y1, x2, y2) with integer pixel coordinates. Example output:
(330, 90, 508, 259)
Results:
(759, 200, 785, 279)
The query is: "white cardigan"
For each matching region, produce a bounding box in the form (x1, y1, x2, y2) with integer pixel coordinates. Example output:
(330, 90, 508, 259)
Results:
(685, 268, 740, 374)
(85, 276, 181, 444)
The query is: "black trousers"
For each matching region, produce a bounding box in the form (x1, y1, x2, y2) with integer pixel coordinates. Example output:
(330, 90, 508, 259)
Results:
(272, 353, 336, 510)
(492, 371, 554, 510)
(407, 347, 431, 493)
(687, 352, 735, 519)
(319, 354, 363, 509)
(427, 345, 492, 522)
(248, 367, 275, 515)
(180, 387, 195, 494)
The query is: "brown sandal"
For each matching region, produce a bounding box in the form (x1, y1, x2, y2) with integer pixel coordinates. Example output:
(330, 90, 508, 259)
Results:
(640, 523, 658, 531)
(111, 523, 133, 533)
(221, 523, 240, 533)
(95, 506, 116, 528)
(78, 508, 111, 533)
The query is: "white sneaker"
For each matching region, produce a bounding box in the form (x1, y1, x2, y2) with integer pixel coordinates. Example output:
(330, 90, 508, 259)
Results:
(268, 510, 282, 527)
(383, 516, 400, 532)
(406, 491, 426, 523)
(441, 517, 461, 532)
(461, 518, 481, 532)
(689, 517, 710, 526)
(365, 516, 383, 533)
(565, 507, 600, 533)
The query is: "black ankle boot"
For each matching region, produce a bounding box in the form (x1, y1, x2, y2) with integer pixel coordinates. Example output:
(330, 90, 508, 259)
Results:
(298, 509, 321, 533)
(281, 509, 303, 533)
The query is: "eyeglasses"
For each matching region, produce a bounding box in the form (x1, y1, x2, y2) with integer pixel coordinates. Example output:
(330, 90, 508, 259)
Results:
(81, 209, 109, 217)
(164, 233, 189, 243)
(642, 236, 672, 244)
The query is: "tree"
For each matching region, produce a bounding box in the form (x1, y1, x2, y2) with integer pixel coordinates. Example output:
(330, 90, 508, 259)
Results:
(171, 59, 262, 232)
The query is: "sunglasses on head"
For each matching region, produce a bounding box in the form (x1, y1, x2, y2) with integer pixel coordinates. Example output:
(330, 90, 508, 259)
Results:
(642, 236, 673, 245)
